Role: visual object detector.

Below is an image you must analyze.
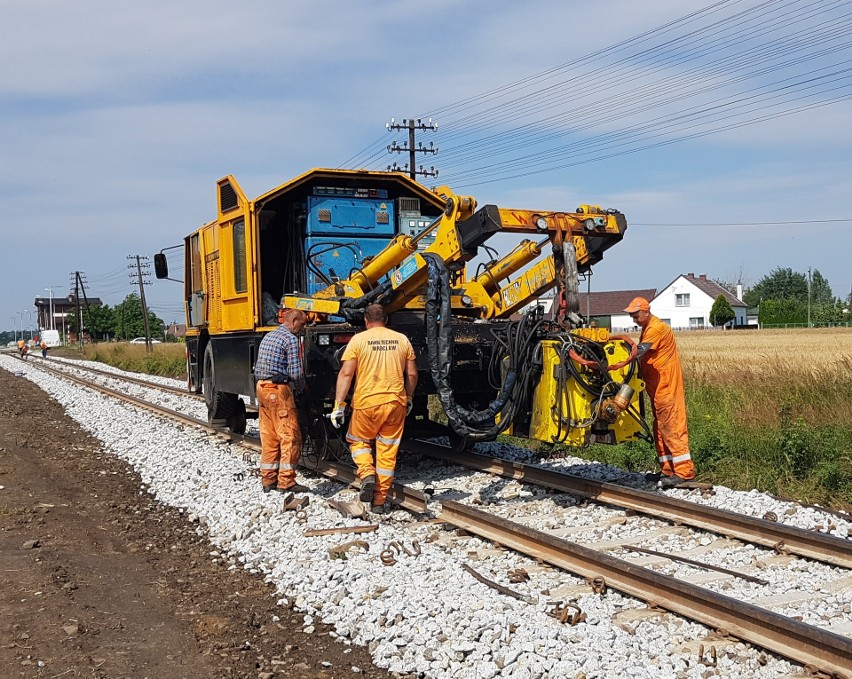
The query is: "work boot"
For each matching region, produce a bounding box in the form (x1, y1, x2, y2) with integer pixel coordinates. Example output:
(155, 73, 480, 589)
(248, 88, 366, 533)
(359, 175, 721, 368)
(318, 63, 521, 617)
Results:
(261, 483, 277, 494)
(278, 482, 309, 494)
(659, 474, 688, 489)
(359, 475, 376, 503)
(371, 502, 388, 515)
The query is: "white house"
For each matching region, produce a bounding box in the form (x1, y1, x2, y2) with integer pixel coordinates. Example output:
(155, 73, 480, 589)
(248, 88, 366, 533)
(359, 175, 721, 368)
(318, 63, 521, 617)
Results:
(652, 273, 747, 329)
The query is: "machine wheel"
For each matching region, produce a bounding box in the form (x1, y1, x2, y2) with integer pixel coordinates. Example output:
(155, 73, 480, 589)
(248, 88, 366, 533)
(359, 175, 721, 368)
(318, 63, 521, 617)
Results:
(227, 398, 247, 435)
(203, 343, 238, 426)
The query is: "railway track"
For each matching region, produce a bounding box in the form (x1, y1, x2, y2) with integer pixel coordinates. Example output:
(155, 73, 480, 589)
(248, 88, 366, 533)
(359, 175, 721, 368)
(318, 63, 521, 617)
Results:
(9, 354, 852, 676)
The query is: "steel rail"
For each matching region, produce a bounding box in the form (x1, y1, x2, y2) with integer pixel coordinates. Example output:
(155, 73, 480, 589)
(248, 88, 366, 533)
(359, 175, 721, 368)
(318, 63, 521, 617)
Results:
(16, 356, 852, 674)
(404, 440, 852, 569)
(31, 360, 427, 513)
(440, 500, 852, 677)
(33, 354, 256, 414)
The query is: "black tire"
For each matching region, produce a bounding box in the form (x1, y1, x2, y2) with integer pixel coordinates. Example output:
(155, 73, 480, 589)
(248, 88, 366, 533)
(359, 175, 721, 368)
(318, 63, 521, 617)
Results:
(227, 398, 247, 435)
(203, 343, 237, 425)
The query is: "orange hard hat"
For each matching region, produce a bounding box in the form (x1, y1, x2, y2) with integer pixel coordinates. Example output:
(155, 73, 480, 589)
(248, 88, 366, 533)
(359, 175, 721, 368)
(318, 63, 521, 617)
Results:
(624, 297, 650, 313)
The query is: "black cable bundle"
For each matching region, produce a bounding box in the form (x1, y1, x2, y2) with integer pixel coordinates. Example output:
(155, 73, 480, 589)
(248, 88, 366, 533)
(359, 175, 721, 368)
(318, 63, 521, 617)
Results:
(423, 254, 534, 441)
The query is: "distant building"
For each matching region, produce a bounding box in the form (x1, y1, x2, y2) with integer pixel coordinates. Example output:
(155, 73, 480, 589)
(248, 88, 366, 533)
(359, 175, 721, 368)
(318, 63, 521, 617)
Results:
(652, 273, 747, 329)
(33, 295, 102, 331)
(526, 288, 657, 330)
(524, 273, 748, 330)
(166, 322, 186, 339)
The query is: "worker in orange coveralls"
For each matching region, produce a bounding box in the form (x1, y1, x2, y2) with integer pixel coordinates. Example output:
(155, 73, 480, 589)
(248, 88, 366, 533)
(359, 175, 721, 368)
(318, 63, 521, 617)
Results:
(623, 297, 696, 488)
(330, 303, 417, 513)
(254, 307, 309, 494)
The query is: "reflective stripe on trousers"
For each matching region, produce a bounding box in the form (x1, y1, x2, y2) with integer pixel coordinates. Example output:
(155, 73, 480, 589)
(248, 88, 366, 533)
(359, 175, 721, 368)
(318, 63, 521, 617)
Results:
(256, 381, 302, 488)
(346, 401, 406, 505)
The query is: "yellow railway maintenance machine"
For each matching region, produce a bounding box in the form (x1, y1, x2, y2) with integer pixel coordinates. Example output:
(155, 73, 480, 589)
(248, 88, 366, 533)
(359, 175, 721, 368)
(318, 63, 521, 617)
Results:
(155, 168, 649, 455)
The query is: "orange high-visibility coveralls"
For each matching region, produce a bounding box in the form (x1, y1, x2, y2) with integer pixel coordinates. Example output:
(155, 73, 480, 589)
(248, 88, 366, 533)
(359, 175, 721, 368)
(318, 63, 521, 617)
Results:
(342, 327, 416, 505)
(639, 316, 696, 480)
(255, 381, 302, 489)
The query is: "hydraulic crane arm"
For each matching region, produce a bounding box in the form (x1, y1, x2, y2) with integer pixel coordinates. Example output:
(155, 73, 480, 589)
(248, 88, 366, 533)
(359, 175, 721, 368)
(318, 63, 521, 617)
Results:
(281, 189, 627, 322)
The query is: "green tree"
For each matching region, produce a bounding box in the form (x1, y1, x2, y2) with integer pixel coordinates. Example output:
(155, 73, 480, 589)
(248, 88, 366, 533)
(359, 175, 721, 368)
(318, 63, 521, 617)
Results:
(810, 270, 835, 305)
(758, 298, 807, 325)
(710, 294, 735, 327)
(83, 304, 115, 341)
(113, 293, 165, 341)
(744, 267, 807, 307)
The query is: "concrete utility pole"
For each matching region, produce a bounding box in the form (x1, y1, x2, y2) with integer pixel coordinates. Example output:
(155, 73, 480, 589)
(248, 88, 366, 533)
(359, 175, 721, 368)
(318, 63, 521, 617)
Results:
(807, 267, 812, 328)
(10, 316, 17, 342)
(128, 255, 153, 352)
(386, 117, 439, 180)
(17, 311, 26, 340)
(44, 286, 62, 330)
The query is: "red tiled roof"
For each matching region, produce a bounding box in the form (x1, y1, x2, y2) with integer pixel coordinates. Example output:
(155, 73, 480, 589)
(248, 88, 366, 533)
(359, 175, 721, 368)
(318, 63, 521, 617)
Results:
(577, 289, 657, 316)
(682, 274, 746, 307)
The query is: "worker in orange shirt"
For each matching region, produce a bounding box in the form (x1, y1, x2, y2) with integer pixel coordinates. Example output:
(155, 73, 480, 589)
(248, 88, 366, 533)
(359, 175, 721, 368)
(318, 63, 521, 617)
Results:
(623, 297, 696, 488)
(330, 303, 418, 513)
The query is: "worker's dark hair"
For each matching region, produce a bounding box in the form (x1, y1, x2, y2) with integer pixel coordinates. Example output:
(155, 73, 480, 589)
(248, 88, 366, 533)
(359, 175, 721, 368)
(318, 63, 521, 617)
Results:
(363, 303, 387, 323)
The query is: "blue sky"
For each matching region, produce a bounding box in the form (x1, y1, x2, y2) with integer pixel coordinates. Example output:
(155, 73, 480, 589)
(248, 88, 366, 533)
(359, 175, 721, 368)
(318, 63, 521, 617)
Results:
(2, 0, 851, 334)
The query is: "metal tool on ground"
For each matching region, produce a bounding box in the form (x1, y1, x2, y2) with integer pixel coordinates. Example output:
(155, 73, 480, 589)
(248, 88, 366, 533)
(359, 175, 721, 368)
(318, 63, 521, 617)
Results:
(303, 524, 379, 538)
(281, 493, 309, 512)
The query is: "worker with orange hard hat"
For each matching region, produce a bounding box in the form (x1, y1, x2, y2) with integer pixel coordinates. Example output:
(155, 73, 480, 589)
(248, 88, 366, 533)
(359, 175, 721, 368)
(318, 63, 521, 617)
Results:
(624, 297, 696, 488)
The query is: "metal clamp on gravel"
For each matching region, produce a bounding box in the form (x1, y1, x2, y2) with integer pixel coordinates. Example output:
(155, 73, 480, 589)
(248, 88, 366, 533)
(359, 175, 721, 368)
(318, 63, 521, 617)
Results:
(380, 548, 397, 566)
(294, 510, 308, 524)
(587, 576, 607, 594)
(698, 644, 718, 667)
(773, 540, 790, 555)
(232, 472, 244, 482)
(507, 568, 530, 583)
(547, 602, 586, 626)
(763, 511, 778, 522)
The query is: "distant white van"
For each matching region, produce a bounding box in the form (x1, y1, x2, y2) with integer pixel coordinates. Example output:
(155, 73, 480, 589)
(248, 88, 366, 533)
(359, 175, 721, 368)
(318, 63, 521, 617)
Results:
(130, 337, 162, 344)
(41, 330, 61, 348)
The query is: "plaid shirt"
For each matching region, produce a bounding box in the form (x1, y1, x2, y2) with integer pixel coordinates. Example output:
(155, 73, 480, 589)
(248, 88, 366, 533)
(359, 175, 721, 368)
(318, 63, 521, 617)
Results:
(254, 325, 305, 393)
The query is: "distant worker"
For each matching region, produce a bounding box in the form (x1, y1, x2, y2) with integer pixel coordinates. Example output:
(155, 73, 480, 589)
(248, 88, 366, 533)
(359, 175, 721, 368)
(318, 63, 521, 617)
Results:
(330, 303, 417, 513)
(254, 306, 309, 494)
(41, 340, 48, 358)
(623, 297, 696, 488)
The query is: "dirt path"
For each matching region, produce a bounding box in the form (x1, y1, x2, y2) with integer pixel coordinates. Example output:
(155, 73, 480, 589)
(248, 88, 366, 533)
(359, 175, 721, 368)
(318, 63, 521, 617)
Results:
(0, 363, 389, 678)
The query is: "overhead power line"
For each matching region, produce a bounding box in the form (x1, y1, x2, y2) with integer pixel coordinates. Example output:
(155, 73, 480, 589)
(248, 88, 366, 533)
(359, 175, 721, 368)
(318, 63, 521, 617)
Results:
(340, 0, 852, 188)
(633, 218, 852, 226)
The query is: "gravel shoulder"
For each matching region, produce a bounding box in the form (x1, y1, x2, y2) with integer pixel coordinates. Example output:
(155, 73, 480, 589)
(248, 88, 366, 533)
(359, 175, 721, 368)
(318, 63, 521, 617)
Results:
(0, 361, 386, 678)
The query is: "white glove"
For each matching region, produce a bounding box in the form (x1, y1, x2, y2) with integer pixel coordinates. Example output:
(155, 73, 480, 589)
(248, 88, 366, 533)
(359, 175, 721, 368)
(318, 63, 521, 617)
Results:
(406, 398, 413, 416)
(330, 402, 346, 429)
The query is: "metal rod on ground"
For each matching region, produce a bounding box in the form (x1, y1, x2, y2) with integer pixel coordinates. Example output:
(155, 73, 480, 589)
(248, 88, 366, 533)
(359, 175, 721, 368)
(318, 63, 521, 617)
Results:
(621, 545, 769, 585)
(462, 563, 537, 604)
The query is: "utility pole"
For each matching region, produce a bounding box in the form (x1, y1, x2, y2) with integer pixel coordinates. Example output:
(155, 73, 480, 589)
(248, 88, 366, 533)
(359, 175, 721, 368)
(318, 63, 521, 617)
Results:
(807, 267, 812, 328)
(69, 272, 88, 346)
(10, 316, 17, 342)
(17, 311, 26, 341)
(73, 273, 82, 346)
(128, 255, 153, 352)
(44, 285, 62, 330)
(386, 117, 439, 181)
